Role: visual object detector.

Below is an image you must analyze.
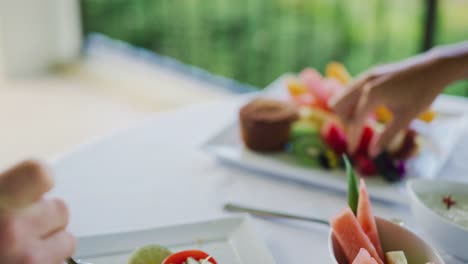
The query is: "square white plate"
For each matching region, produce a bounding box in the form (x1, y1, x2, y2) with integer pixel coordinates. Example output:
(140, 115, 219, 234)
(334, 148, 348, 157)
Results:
(74, 216, 275, 264)
(204, 74, 468, 204)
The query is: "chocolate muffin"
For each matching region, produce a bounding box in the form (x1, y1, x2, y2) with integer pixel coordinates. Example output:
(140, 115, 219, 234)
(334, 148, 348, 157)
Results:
(239, 98, 298, 152)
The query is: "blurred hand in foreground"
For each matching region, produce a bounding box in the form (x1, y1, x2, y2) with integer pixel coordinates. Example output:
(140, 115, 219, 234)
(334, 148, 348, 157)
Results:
(0, 160, 76, 264)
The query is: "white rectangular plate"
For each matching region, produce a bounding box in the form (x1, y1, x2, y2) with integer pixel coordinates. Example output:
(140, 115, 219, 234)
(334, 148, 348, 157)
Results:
(74, 216, 275, 264)
(204, 74, 468, 204)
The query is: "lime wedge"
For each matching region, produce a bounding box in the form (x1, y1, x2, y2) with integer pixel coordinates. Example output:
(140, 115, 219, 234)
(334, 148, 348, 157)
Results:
(128, 245, 172, 264)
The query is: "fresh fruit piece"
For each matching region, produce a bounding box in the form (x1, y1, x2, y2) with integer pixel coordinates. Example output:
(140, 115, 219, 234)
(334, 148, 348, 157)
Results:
(291, 137, 322, 167)
(292, 93, 316, 107)
(387, 131, 406, 154)
(396, 160, 406, 176)
(290, 122, 323, 168)
(356, 125, 375, 156)
(326, 62, 352, 85)
(321, 120, 347, 155)
(319, 149, 340, 169)
(376, 105, 436, 123)
(321, 78, 341, 104)
(162, 250, 217, 264)
(355, 155, 377, 176)
(128, 244, 172, 264)
(290, 120, 319, 139)
(344, 155, 359, 215)
(292, 93, 330, 111)
(287, 79, 308, 96)
(299, 68, 323, 87)
(330, 207, 383, 264)
(375, 106, 393, 123)
(352, 248, 379, 264)
(299, 107, 339, 128)
(373, 152, 402, 182)
(418, 110, 436, 123)
(299, 68, 324, 97)
(385, 251, 408, 264)
(390, 129, 418, 159)
(299, 68, 331, 109)
(357, 179, 384, 260)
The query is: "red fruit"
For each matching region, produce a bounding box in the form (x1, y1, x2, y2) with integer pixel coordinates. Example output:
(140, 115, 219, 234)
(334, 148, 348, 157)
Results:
(356, 125, 375, 156)
(355, 156, 377, 176)
(321, 120, 347, 154)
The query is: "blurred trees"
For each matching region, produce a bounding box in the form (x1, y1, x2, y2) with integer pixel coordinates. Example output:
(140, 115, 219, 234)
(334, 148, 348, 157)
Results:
(82, 0, 468, 95)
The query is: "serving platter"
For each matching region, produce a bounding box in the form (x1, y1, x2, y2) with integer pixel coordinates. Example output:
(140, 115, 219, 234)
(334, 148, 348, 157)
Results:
(74, 216, 275, 264)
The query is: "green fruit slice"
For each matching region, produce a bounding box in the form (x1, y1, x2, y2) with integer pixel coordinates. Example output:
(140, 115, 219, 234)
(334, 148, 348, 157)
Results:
(290, 120, 319, 140)
(128, 245, 172, 264)
(290, 136, 323, 167)
(344, 155, 359, 215)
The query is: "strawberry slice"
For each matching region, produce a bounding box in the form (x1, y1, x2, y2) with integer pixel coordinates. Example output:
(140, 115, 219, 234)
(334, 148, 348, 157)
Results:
(355, 155, 377, 176)
(356, 125, 375, 156)
(321, 120, 347, 155)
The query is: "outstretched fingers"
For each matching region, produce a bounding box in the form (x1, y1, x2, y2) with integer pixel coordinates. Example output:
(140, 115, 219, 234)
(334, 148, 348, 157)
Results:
(346, 83, 380, 153)
(370, 112, 414, 157)
(331, 73, 376, 123)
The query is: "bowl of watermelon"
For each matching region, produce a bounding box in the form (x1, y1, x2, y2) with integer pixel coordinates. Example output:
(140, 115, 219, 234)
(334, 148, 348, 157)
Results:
(328, 157, 444, 264)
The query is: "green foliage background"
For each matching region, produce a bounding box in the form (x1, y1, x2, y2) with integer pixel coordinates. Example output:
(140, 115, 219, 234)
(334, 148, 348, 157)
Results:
(82, 0, 468, 95)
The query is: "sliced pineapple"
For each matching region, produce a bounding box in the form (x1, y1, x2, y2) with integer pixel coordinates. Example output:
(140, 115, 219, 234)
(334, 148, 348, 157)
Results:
(385, 251, 408, 264)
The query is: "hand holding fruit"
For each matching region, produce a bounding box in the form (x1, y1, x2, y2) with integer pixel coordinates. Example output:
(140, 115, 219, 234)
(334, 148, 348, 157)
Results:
(331, 42, 468, 157)
(0, 160, 76, 264)
(331, 51, 460, 157)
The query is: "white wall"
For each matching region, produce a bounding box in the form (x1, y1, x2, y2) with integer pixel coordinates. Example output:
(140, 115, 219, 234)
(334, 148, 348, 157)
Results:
(0, 0, 82, 78)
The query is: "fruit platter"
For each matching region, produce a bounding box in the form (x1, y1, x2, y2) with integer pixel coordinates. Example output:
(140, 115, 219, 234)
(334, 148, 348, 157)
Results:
(239, 62, 441, 182)
(204, 63, 467, 203)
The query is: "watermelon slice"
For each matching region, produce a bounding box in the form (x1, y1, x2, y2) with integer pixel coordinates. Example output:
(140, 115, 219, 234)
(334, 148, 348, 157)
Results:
(330, 207, 383, 264)
(299, 68, 331, 109)
(292, 93, 316, 107)
(357, 179, 384, 261)
(322, 78, 343, 101)
(352, 248, 379, 264)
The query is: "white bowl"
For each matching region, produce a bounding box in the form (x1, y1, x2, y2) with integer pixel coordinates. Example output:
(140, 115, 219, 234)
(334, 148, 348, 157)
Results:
(329, 217, 445, 264)
(408, 179, 468, 261)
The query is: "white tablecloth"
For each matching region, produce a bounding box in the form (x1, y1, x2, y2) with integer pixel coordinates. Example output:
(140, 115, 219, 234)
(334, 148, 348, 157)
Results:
(49, 95, 468, 264)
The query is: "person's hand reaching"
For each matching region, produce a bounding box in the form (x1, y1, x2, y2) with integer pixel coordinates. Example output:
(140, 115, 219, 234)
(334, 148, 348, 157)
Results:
(331, 50, 464, 157)
(0, 160, 76, 264)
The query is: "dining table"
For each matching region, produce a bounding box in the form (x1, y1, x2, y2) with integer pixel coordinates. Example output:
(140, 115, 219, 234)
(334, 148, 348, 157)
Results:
(49, 92, 468, 264)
